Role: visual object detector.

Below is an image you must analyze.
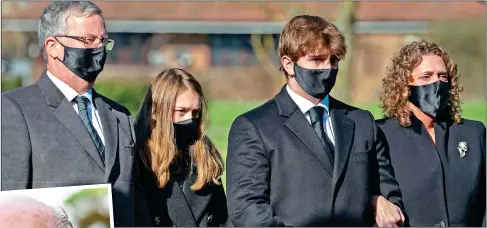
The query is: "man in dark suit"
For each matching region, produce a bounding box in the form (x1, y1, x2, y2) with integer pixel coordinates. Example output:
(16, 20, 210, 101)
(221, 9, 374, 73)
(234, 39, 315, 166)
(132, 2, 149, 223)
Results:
(1, 1, 146, 226)
(226, 15, 405, 227)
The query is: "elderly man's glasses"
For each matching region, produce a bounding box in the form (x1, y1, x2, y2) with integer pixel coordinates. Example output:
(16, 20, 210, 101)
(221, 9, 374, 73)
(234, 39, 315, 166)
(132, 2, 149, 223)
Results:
(55, 35, 114, 51)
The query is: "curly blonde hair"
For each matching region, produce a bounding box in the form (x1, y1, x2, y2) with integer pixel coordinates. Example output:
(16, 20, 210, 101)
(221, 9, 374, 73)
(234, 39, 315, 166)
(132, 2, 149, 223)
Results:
(379, 40, 463, 126)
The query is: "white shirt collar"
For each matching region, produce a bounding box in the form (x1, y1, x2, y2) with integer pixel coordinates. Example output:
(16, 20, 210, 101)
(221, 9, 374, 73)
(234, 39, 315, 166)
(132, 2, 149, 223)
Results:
(286, 84, 329, 114)
(46, 70, 93, 103)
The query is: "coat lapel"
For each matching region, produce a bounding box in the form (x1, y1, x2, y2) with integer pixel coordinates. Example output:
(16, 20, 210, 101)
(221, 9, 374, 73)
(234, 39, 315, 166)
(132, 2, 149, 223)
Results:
(166, 181, 198, 227)
(414, 117, 441, 153)
(434, 121, 450, 163)
(37, 72, 105, 171)
(275, 85, 333, 176)
(285, 110, 334, 176)
(329, 102, 355, 187)
(93, 91, 119, 180)
(181, 172, 213, 224)
(400, 117, 440, 164)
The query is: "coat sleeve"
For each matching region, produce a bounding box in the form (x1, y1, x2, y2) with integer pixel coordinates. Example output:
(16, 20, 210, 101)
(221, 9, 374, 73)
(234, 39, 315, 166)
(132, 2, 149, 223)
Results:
(226, 115, 285, 227)
(1, 94, 32, 190)
(479, 123, 485, 227)
(372, 115, 404, 211)
(211, 181, 232, 227)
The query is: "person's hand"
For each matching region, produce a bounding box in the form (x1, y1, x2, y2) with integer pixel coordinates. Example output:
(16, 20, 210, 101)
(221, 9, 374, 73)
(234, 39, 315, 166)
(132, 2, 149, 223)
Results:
(372, 195, 405, 227)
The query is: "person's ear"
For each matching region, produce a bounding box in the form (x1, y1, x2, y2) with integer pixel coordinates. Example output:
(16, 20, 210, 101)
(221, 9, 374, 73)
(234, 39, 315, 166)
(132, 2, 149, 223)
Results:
(45, 37, 63, 61)
(281, 55, 294, 76)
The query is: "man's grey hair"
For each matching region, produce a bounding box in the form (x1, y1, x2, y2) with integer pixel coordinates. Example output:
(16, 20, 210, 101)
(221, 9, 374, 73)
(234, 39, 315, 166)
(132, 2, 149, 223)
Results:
(37, 1, 105, 60)
(53, 207, 73, 228)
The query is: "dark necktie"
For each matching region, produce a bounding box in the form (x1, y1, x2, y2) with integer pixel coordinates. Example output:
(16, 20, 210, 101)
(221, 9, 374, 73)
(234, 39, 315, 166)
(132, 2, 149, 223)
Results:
(308, 106, 335, 166)
(74, 96, 105, 164)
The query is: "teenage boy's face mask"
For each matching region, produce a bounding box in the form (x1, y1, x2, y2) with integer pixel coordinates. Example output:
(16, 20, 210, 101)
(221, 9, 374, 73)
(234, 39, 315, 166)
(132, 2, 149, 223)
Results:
(292, 63, 339, 100)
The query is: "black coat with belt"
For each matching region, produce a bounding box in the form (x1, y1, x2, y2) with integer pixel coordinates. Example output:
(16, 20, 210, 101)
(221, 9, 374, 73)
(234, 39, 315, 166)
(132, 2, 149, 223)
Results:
(226, 85, 403, 227)
(377, 116, 486, 227)
(135, 156, 231, 227)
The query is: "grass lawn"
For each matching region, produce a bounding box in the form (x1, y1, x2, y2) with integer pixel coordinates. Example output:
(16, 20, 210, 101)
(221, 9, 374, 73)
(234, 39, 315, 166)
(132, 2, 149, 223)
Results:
(206, 100, 486, 187)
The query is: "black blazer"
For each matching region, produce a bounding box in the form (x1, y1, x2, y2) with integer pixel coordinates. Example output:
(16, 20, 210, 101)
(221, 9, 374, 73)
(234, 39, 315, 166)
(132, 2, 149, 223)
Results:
(226, 85, 403, 227)
(377, 116, 486, 227)
(135, 157, 230, 227)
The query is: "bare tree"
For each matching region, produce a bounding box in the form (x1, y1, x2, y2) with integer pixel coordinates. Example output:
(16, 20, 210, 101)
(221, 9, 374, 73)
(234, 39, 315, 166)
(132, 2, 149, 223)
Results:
(249, 2, 306, 91)
(334, 1, 357, 103)
(250, 34, 282, 91)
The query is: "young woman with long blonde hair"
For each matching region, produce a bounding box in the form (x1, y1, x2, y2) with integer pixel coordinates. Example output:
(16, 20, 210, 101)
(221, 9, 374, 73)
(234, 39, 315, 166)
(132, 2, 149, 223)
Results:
(134, 68, 229, 227)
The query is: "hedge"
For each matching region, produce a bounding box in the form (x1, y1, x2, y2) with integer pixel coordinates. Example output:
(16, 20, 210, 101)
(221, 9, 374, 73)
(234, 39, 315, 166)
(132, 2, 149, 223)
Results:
(94, 79, 151, 115)
(1, 76, 23, 92)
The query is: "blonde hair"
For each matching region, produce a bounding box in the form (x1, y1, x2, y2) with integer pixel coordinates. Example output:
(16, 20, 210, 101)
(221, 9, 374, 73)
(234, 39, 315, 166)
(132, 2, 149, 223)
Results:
(135, 68, 224, 191)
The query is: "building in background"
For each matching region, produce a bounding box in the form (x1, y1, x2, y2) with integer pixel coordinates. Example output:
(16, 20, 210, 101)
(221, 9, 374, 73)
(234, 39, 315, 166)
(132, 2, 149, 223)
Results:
(2, 1, 485, 102)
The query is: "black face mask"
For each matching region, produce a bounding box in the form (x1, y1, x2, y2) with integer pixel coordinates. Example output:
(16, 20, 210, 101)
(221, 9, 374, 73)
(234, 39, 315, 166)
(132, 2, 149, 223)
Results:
(58, 42, 107, 82)
(409, 80, 450, 118)
(173, 118, 200, 150)
(293, 63, 338, 100)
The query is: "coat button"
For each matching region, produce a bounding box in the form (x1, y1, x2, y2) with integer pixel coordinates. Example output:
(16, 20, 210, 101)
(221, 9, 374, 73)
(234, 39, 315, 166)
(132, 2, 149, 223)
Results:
(207, 214, 213, 223)
(154, 216, 161, 226)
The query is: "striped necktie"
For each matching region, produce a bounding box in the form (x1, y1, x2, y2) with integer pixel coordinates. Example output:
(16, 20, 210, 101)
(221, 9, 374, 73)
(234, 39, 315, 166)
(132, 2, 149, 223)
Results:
(74, 96, 105, 164)
(309, 106, 335, 166)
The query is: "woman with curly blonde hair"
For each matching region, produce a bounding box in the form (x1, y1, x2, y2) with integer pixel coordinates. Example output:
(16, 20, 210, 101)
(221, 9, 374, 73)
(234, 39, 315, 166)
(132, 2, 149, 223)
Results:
(377, 40, 485, 227)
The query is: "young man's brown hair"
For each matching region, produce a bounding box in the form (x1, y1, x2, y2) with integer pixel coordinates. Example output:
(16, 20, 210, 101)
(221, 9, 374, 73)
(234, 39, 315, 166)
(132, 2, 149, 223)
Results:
(278, 15, 347, 76)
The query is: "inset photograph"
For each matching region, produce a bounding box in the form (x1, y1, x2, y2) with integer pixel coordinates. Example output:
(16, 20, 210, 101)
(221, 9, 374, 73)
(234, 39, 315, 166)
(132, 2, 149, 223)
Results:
(0, 184, 113, 228)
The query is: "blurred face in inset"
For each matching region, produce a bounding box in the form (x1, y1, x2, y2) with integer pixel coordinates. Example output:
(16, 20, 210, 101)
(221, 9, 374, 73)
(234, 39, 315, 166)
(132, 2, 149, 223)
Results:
(172, 87, 201, 123)
(409, 55, 448, 86)
(0, 197, 57, 228)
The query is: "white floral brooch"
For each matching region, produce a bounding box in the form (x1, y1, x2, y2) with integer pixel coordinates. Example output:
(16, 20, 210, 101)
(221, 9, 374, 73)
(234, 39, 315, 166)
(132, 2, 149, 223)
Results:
(458, 141, 468, 158)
